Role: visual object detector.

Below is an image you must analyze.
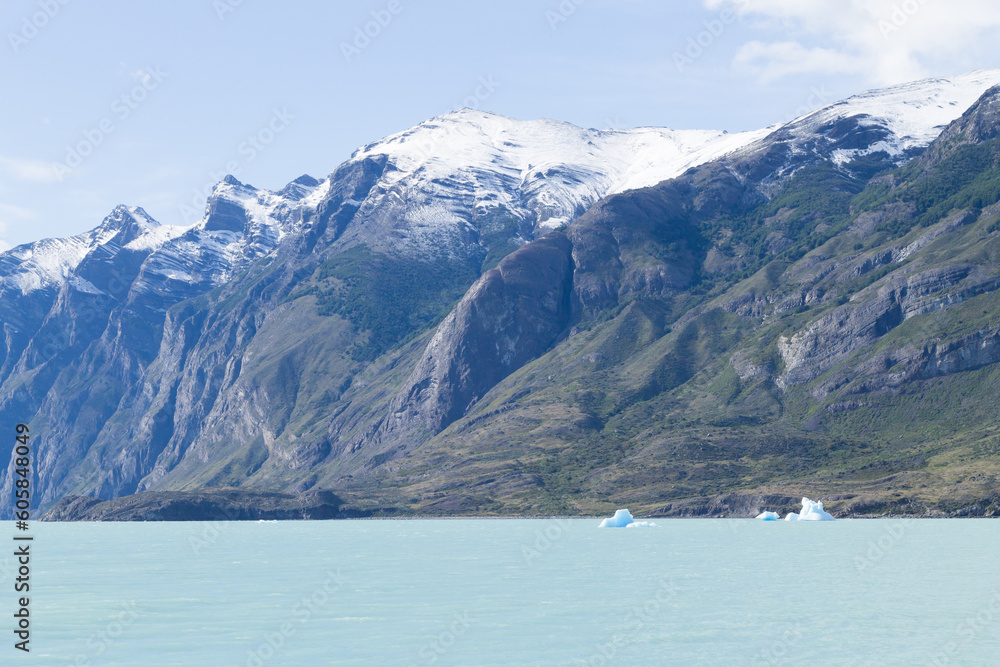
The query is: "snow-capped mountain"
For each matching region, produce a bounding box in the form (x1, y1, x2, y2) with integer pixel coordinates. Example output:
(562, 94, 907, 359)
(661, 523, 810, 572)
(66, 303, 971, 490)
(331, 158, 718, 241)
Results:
(0, 116, 768, 300)
(0, 177, 315, 301)
(4, 69, 1000, 518)
(132, 175, 320, 292)
(810, 69, 1000, 163)
(727, 68, 1000, 189)
(7, 68, 1000, 299)
(348, 109, 773, 239)
(0, 206, 179, 297)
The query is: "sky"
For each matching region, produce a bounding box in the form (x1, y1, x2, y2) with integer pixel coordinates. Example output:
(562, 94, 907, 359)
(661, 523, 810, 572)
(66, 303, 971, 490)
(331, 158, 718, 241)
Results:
(2, 0, 1000, 251)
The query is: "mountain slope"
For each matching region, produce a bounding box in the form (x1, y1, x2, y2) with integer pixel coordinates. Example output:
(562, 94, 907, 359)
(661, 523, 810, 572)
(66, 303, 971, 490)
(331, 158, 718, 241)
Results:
(2, 110, 774, 514)
(353, 83, 1000, 518)
(5, 70, 1000, 518)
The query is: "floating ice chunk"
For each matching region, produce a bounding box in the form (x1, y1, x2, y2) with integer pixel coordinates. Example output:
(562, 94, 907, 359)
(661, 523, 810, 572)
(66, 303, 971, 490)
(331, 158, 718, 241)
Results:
(626, 521, 658, 528)
(784, 498, 835, 521)
(599, 509, 635, 528)
(756, 511, 781, 521)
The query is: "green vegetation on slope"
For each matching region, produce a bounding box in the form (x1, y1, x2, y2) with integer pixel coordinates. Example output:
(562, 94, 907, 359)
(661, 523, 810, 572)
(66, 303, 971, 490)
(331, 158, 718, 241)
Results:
(336, 134, 1000, 518)
(315, 245, 478, 360)
(862, 137, 1000, 234)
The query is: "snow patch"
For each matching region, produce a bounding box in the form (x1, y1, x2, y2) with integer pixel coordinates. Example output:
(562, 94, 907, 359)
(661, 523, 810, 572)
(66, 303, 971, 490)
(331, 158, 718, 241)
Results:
(783, 68, 1000, 165)
(350, 109, 773, 248)
(124, 223, 188, 252)
(68, 276, 105, 295)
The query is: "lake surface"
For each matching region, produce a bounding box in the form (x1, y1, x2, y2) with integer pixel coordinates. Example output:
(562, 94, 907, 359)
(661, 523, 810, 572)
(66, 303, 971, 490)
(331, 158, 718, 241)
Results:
(1, 519, 997, 665)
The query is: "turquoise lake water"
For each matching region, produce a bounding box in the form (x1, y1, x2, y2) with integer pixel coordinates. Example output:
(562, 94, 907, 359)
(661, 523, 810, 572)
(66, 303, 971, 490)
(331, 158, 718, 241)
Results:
(1, 519, 997, 665)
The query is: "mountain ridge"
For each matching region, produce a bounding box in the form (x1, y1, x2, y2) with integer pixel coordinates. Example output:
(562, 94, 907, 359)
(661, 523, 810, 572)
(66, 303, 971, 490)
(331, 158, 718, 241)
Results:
(5, 69, 1000, 519)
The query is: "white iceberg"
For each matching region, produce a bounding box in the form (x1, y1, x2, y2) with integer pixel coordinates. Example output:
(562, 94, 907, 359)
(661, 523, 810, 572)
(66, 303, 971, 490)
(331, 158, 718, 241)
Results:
(784, 498, 835, 521)
(599, 509, 635, 527)
(755, 511, 781, 521)
(625, 521, 658, 528)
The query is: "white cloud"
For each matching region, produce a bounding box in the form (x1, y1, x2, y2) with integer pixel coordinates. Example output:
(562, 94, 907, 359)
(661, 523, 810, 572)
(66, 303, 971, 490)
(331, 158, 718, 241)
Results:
(733, 41, 862, 82)
(706, 0, 1000, 84)
(0, 155, 62, 184)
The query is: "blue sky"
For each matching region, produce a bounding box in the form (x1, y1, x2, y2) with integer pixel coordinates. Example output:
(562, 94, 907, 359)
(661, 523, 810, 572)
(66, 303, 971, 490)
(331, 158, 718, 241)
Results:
(2, 0, 1000, 249)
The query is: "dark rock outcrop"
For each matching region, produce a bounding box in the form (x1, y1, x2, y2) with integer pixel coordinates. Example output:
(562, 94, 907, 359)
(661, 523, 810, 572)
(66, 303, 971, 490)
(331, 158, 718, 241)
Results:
(654, 493, 801, 518)
(377, 233, 575, 439)
(39, 488, 365, 521)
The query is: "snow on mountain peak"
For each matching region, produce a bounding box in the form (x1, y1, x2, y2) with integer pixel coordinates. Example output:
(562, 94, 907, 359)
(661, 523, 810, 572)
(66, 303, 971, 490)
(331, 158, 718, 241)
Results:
(349, 109, 772, 236)
(355, 107, 773, 193)
(777, 68, 1000, 167)
(196, 173, 304, 244)
(132, 173, 330, 290)
(8, 68, 1000, 296)
(0, 206, 187, 296)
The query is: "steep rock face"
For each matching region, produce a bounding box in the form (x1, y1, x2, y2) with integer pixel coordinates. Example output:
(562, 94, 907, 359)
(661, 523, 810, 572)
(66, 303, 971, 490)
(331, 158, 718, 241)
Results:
(378, 233, 575, 441)
(568, 165, 755, 313)
(774, 88, 1000, 391)
(777, 263, 1000, 389)
(300, 156, 389, 254)
(344, 164, 759, 472)
(567, 186, 695, 313)
(0, 181, 310, 510)
(0, 207, 184, 501)
(818, 326, 1000, 398)
(366, 168, 749, 457)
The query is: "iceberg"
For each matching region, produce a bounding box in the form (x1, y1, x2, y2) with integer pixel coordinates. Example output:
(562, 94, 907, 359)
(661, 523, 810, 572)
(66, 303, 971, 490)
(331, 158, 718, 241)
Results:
(755, 511, 781, 521)
(626, 521, 658, 528)
(784, 498, 835, 521)
(599, 509, 635, 528)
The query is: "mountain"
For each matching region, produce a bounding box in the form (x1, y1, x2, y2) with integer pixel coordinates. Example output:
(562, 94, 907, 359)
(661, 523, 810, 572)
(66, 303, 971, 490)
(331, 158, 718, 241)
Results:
(0, 112, 775, 516)
(727, 69, 1000, 191)
(4, 69, 1000, 519)
(376, 78, 1000, 518)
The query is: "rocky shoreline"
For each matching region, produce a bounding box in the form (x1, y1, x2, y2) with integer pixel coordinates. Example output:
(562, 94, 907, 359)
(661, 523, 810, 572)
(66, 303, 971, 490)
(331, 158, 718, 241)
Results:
(37, 488, 998, 521)
(38, 488, 370, 522)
